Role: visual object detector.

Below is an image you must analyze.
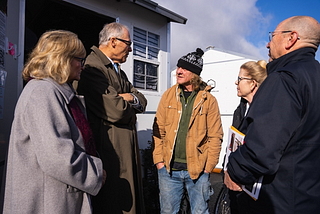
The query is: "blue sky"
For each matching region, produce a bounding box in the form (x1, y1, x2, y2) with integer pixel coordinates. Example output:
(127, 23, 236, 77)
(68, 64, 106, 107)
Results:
(154, 0, 320, 65)
(256, 1, 320, 32)
(253, 1, 320, 51)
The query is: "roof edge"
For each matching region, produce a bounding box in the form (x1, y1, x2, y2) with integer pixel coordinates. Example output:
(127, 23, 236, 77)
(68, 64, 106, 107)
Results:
(205, 46, 261, 61)
(129, 0, 187, 24)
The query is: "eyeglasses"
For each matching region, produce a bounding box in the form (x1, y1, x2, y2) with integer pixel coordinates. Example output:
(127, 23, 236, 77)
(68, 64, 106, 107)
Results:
(237, 76, 253, 83)
(74, 57, 86, 67)
(269, 31, 292, 41)
(116, 38, 132, 46)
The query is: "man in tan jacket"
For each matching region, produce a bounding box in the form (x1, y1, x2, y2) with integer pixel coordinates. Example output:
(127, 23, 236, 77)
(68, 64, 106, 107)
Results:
(152, 48, 223, 214)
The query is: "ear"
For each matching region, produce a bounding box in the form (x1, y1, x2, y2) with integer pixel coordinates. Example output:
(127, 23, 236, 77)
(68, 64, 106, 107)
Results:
(110, 37, 117, 48)
(285, 31, 299, 49)
(250, 80, 257, 91)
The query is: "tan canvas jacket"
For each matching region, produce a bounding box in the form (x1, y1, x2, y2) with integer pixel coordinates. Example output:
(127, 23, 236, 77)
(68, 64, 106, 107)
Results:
(153, 84, 223, 180)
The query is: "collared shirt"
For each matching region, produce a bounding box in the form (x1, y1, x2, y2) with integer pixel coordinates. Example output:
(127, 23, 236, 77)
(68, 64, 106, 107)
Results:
(244, 102, 250, 116)
(105, 55, 119, 73)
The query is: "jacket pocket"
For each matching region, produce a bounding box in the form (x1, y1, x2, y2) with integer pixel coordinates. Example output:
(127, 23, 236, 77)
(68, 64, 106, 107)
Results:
(195, 108, 208, 136)
(197, 141, 208, 169)
(165, 104, 178, 126)
(197, 141, 208, 154)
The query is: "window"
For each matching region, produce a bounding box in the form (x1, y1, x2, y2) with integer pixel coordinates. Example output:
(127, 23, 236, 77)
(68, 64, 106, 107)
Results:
(133, 27, 159, 91)
(134, 61, 158, 90)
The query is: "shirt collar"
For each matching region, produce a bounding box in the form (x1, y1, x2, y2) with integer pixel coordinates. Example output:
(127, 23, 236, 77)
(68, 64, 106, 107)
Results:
(105, 55, 116, 67)
(105, 55, 120, 73)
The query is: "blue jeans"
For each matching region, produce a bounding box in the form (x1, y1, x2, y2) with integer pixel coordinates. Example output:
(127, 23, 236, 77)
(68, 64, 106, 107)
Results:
(158, 167, 213, 214)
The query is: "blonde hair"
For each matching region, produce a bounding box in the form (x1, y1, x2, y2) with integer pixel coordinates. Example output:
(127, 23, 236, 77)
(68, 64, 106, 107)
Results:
(23, 30, 86, 84)
(240, 60, 267, 87)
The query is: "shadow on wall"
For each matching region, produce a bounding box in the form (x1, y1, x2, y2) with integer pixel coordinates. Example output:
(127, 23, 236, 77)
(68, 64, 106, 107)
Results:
(137, 129, 153, 150)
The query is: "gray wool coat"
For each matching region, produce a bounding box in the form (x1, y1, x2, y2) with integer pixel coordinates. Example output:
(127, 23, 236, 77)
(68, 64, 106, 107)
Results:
(3, 78, 103, 214)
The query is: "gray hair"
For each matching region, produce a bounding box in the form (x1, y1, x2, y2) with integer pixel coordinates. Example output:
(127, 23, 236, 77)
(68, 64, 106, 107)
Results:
(99, 22, 129, 45)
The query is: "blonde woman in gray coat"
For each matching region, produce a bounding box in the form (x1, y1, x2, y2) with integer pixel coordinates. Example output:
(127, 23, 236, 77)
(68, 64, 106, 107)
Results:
(3, 30, 106, 214)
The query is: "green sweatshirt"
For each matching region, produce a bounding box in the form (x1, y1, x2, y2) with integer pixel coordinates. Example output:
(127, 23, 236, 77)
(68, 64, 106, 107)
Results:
(173, 88, 197, 164)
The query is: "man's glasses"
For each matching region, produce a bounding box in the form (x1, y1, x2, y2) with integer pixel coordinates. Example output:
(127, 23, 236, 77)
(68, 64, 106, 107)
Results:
(116, 38, 132, 46)
(74, 57, 86, 67)
(237, 76, 253, 83)
(268, 31, 292, 41)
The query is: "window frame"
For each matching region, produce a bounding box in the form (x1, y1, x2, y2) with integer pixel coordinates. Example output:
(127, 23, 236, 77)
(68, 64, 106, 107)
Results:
(132, 27, 160, 92)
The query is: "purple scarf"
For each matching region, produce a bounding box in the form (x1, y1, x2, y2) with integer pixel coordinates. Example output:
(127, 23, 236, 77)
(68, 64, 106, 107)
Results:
(68, 97, 97, 157)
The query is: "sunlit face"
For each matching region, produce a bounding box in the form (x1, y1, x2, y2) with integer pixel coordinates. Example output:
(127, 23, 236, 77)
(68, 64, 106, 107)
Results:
(235, 68, 255, 100)
(267, 22, 289, 61)
(176, 67, 193, 88)
(112, 28, 132, 63)
(68, 57, 83, 82)
(267, 34, 283, 61)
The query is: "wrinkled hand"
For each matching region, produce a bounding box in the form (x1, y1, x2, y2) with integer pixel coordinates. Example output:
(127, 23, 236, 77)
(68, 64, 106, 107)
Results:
(102, 170, 107, 186)
(224, 170, 242, 191)
(119, 93, 134, 103)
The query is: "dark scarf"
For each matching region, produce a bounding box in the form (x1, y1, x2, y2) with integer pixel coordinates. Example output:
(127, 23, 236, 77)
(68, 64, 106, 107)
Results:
(68, 96, 97, 157)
